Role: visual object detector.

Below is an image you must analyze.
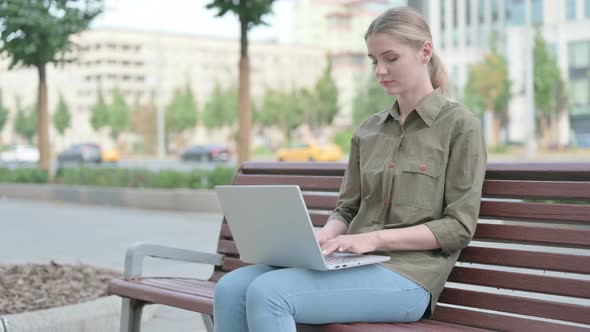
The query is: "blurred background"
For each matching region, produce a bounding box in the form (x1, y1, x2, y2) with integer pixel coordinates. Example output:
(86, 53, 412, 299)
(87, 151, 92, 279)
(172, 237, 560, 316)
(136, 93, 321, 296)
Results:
(1, 0, 589, 176)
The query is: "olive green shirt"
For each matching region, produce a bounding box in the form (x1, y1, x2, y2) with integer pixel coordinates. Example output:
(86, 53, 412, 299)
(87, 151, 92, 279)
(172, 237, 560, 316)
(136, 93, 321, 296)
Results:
(329, 88, 487, 315)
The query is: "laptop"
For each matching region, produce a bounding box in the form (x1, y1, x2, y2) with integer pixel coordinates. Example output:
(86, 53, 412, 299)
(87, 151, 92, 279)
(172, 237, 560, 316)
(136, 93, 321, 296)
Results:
(215, 185, 390, 271)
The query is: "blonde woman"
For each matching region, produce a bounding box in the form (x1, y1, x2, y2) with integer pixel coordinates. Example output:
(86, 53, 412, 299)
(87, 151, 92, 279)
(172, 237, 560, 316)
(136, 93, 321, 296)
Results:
(214, 7, 487, 331)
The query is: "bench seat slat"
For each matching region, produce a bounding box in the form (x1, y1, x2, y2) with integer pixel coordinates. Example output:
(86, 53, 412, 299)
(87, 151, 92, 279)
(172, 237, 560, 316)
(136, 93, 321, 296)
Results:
(479, 201, 590, 222)
(474, 223, 590, 246)
(240, 162, 347, 176)
(439, 288, 590, 324)
(296, 319, 493, 332)
(107, 278, 215, 315)
(483, 180, 590, 201)
(233, 174, 342, 191)
(459, 246, 590, 274)
(432, 305, 589, 332)
(448, 266, 590, 299)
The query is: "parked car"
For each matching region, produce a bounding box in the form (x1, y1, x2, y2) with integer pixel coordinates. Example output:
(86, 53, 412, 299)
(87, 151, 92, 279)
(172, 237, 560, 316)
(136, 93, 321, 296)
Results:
(0, 145, 39, 164)
(180, 144, 230, 162)
(276, 143, 343, 162)
(101, 144, 121, 163)
(57, 143, 102, 165)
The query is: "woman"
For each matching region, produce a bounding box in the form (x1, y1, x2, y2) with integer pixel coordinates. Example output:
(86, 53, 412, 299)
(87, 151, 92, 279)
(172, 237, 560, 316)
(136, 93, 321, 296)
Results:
(214, 6, 487, 332)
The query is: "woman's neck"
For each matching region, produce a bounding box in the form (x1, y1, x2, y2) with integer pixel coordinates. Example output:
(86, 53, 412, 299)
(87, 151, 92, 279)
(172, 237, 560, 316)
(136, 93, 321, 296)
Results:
(397, 81, 435, 121)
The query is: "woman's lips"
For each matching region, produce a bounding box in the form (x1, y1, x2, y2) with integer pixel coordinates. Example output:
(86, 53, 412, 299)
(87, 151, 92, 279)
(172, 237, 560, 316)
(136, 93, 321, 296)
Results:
(380, 80, 394, 87)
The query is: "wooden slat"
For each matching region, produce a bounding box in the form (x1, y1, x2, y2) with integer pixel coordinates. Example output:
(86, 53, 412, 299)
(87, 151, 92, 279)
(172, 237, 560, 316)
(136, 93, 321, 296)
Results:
(448, 266, 590, 299)
(479, 201, 590, 222)
(220, 224, 232, 239)
(217, 239, 238, 256)
(221, 257, 250, 272)
(485, 162, 590, 181)
(233, 174, 342, 191)
(303, 193, 338, 210)
(474, 223, 590, 247)
(439, 288, 590, 324)
(459, 247, 590, 274)
(310, 212, 330, 227)
(297, 320, 491, 332)
(240, 162, 347, 176)
(107, 278, 214, 315)
(483, 180, 590, 201)
(432, 305, 588, 332)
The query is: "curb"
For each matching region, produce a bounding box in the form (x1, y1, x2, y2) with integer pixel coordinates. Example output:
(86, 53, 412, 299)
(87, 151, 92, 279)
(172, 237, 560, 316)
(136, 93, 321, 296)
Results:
(0, 296, 156, 332)
(0, 183, 221, 213)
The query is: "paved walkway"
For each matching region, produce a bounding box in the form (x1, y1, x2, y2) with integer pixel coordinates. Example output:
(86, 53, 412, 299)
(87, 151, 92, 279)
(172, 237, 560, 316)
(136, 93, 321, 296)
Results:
(0, 197, 223, 331)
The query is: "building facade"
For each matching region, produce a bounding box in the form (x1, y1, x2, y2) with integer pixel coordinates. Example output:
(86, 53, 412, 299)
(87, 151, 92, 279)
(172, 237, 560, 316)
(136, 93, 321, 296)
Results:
(0, 28, 326, 151)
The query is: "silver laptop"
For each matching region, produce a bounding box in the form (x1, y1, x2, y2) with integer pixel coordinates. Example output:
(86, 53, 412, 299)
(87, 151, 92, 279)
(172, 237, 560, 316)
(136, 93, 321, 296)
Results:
(215, 185, 390, 271)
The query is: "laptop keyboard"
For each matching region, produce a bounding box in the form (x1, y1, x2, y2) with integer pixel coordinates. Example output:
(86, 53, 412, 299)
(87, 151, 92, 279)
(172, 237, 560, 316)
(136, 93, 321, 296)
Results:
(325, 255, 361, 264)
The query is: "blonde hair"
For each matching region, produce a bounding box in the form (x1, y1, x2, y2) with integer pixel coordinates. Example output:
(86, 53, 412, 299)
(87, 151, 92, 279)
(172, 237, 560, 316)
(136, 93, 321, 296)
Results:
(365, 7, 448, 94)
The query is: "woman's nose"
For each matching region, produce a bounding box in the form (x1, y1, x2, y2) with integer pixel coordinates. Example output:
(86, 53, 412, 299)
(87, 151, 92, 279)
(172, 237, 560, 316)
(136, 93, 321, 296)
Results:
(374, 62, 387, 76)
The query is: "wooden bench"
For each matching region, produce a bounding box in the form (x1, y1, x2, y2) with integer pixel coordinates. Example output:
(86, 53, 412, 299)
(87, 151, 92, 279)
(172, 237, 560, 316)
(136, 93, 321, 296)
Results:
(108, 161, 590, 332)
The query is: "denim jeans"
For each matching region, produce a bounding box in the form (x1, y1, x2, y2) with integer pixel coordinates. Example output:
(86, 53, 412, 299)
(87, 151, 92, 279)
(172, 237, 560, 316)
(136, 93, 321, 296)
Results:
(213, 264, 430, 332)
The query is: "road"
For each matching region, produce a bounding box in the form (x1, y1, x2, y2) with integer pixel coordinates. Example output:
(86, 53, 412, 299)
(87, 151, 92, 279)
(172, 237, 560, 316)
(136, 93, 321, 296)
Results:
(0, 198, 223, 331)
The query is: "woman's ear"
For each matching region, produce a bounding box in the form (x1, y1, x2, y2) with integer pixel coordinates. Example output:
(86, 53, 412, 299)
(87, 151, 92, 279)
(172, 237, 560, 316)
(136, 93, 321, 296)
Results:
(421, 41, 433, 64)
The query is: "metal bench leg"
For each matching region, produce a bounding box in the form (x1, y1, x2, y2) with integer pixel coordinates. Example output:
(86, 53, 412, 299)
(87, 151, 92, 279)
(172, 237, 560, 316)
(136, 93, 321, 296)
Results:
(201, 314, 214, 332)
(120, 298, 144, 332)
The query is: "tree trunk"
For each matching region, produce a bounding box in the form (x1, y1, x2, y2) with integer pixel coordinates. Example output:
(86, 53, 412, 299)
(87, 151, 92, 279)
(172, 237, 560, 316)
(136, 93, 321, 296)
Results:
(540, 116, 550, 149)
(237, 17, 251, 165)
(492, 112, 501, 147)
(37, 64, 51, 171)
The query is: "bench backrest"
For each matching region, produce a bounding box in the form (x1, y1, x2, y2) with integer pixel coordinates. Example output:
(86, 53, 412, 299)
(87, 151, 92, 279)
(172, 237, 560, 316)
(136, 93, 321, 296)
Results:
(213, 161, 590, 331)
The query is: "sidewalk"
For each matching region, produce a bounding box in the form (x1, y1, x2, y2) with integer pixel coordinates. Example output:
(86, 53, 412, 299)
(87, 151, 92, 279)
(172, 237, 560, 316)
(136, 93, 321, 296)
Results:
(0, 197, 223, 331)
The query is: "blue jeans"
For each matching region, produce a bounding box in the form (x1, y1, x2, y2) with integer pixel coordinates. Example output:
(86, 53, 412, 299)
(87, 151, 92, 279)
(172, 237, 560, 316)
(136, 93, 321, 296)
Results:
(213, 264, 430, 332)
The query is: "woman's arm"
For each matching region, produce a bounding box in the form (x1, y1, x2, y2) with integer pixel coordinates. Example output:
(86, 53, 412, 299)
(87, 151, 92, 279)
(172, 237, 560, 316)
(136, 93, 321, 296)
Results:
(320, 224, 439, 255)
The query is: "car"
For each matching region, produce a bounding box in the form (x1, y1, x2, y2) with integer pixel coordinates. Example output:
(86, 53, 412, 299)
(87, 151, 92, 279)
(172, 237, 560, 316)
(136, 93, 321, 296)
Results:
(101, 144, 121, 163)
(0, 145, 39, 164)
(276, 143, 343, 162)
(57, 143, 102, 165)
(180, 144, 230, 162)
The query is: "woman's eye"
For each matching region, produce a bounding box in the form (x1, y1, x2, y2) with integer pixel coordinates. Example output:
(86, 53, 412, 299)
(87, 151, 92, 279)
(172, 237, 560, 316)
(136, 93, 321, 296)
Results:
(387, 57, 398, 62)
(371, 62, 377, 66)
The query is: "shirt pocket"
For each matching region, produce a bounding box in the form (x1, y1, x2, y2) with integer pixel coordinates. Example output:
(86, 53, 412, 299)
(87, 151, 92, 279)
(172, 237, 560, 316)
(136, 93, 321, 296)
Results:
(396, 159, 444, 210)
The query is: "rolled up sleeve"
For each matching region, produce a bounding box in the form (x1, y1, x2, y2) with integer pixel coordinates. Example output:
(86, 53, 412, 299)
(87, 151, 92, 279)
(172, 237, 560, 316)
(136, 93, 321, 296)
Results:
(329, 134, 361, 227)
(425, 115, 487, 255)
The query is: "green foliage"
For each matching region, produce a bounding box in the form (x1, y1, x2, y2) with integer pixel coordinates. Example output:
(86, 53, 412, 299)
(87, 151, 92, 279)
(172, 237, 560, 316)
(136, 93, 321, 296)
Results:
(206, 0, 276, 28)
(463, 43, 511, 115)
(109, 87, 130, 140)
(0, 89, 8, 133)
(255, 88, 303, 137)
(203, 83, 237, 129)
(13, 98, 37, 144)
(166, 83, 198, 135)
(0, 0, 102, 70)
(0, 167, 48, 183)
(53, 93, 71, 135)
(54, 166, 235, 189)
(352, 74, 395, 126)
(313, 59, 339, 128)
(90, 88, 109, 130)
(334, 128, 353, 153)
(533, 28, 561, 119)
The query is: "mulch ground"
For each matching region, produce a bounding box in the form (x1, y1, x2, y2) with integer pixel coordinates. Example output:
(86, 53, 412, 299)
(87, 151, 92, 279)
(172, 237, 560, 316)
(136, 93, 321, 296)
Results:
(0, 262, 121, 315)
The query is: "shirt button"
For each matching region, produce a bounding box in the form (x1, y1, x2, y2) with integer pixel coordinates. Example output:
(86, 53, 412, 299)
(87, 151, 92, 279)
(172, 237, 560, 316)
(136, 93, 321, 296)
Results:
(384, 198, 390, 204)
(388, 162, 396, 168)
(420, 164, 428, 171)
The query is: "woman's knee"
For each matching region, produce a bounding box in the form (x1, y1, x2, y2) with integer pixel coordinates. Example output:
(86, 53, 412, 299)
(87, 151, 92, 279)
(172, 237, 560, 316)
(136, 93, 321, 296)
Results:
(215, 265, 273, 300)
(245, 271, 290, 311)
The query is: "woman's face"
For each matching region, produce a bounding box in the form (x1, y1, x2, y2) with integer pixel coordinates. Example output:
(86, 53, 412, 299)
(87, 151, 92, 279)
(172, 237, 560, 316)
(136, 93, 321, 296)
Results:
(366, 32, 430, 96)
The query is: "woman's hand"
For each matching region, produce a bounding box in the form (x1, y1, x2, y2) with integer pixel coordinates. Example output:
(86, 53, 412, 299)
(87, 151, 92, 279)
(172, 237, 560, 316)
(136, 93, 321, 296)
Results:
(315, 219, 348, 246)
(315, 228, 336, 246)
(320, 232, 378, 255)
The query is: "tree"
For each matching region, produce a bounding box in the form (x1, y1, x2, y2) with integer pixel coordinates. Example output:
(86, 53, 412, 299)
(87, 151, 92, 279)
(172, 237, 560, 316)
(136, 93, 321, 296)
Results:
(53, 94, 71, 136)
(109, 87, 130, 141)
(90, 88, 109, 131)
(255, 88, 303, 142)
(203, 83, 237, 129)
(463, 41, 511, 147)
(352, 74, 395, 126)
(533, 28, 568, 149)
(0, 89, 8, 136)
(13, 97, 37, 144)
(313, 59, 339, 133)
(0, 0, 102, 170)
(206, 0, 277, 164)
(166, 83, 198, 144)
(131, 98, 157, 154)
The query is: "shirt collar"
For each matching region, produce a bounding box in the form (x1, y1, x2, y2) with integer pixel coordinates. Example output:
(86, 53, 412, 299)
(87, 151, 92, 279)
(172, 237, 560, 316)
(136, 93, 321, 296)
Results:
(379, 88, 446, 127)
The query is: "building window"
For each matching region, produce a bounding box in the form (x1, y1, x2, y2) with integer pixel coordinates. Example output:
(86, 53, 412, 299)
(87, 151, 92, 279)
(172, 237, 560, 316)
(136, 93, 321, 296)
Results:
(466, 0, 471, 26)
(478, 0, 485, 23)
(567, 0, 576, 20)
(453, 0, 458, 28)
(531, 0, 543, 24)
(570, 79, 590, 115)
(587, 0, 590, 18)
(569, 41, 590, 69)
(441, 0, 446, 30)
(507, 0, 524, 25)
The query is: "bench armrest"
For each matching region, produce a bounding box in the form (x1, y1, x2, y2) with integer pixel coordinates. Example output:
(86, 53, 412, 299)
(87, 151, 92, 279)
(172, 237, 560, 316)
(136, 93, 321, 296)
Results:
(124, 242, 224, 279)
